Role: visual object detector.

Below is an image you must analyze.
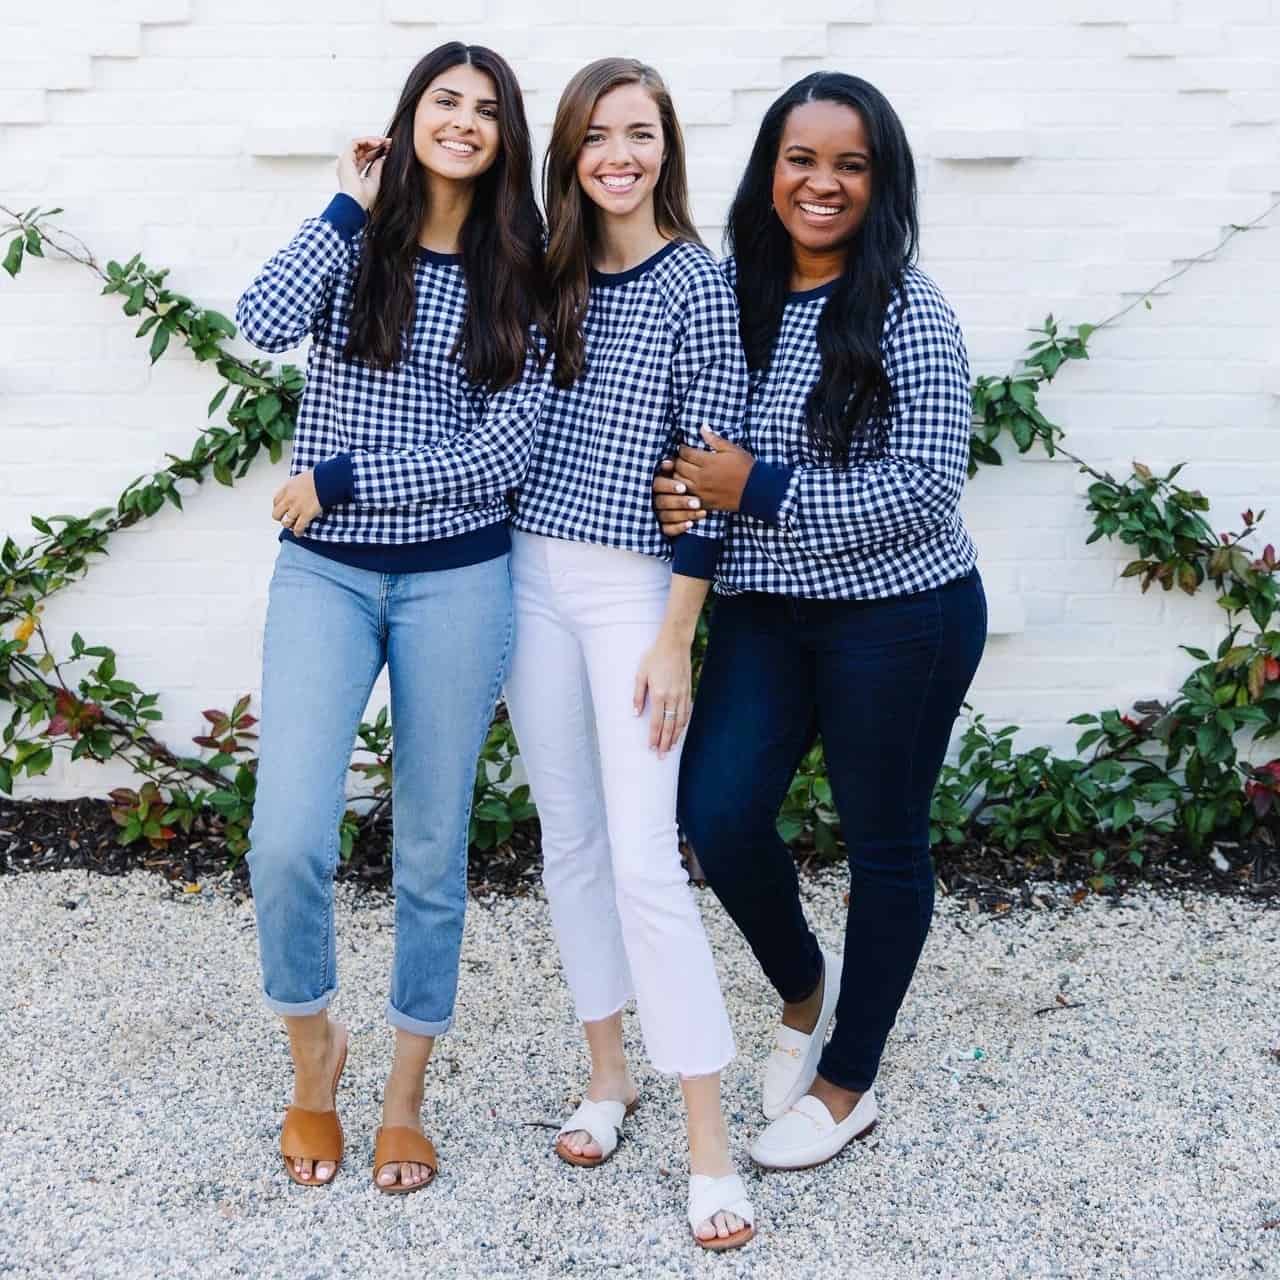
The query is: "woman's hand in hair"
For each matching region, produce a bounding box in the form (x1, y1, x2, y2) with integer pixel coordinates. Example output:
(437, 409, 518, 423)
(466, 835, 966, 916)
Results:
(672, 427, 755, 512)
(337, 136, 391, 211)
(272, 470, 323, 538)
(652, 459, 708, 538)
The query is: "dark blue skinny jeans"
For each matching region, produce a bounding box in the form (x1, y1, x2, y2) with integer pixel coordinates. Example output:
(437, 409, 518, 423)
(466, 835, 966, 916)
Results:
(679, 569, 987, 1092)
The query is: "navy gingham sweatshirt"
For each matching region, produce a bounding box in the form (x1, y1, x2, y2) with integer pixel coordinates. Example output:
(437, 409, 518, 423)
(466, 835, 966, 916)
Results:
(511, 239, 748, 580)
(236, 193, 549, 573)
(723, 260, 978, 600)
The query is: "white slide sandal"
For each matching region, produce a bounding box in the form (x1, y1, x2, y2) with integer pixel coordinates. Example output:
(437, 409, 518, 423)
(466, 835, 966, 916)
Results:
(762, 946, 842, 1120)
(688, 1172, 756, 1251)
(553, 1097, 638, 1168)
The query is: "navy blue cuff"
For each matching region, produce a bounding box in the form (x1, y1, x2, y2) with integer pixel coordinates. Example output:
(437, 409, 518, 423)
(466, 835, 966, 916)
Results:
(739, 461, 793, 525)
(321, 193, 367, 242)
(671, 533, 722, 581)
(313, 454, 354, 508)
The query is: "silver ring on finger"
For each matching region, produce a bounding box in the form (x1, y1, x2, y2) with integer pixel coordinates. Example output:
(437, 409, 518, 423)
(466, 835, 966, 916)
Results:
(662, 708, 677, 719)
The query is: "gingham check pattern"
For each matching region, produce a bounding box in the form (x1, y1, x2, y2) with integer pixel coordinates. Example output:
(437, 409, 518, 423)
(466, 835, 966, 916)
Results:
(236, 208, 547, 546)
(719, 261, 978, 600)
(511, 240, 748, 578)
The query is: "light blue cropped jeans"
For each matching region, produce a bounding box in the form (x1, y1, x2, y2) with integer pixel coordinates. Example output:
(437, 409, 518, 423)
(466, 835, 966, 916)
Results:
(247, 539, 512, 1036)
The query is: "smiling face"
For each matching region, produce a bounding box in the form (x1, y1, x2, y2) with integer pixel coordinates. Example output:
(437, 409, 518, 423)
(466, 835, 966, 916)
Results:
(575, 82, 665, 222)
(412, 63, 501, 184)
(771, 98, 873, 258)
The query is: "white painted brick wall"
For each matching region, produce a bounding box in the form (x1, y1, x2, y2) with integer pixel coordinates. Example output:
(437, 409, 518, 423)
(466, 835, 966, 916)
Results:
(2, 0, 1278, 797)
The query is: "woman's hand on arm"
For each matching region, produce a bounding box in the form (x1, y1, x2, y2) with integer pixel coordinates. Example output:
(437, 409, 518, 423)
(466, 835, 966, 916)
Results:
(653, 458, 709, 536)
(632, 573, 710, 758)
(673, 427, 755, 512)
(651, 421, 756, 540)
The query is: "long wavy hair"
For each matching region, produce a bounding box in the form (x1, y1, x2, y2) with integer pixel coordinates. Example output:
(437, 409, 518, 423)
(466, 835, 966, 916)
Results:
(343, 42, 546, 390)
(543, 58, 700, 388)
(727, 72, 919, 464)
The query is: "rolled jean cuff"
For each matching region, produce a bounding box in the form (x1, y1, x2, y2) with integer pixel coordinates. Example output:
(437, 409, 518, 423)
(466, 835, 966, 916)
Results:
(262, 984, 337, 1018)
(386, 999, 453, 1038)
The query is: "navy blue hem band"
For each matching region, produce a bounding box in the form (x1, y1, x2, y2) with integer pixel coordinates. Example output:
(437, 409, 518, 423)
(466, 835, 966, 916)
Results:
(671, 532, 722, 580)
(739, 461, 793, 525)
(280, 521, 510, 574)
(321, 193, 368, 242)
(313, 454, 354, 509)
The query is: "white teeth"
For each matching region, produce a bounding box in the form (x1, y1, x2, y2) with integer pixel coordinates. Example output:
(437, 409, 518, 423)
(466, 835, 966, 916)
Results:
(600, 175, 638, 190)
(799, 202, 841, 216)
(439, 140, 476, 155)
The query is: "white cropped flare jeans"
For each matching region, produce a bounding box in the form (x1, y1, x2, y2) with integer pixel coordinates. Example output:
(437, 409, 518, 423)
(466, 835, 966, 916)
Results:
(504, 531, 735, 1077)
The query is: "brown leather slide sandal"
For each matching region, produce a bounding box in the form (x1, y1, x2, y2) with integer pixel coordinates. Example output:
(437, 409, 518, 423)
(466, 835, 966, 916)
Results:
(372, 1126, 439, 1195)
(280, 1034, 348, 1187)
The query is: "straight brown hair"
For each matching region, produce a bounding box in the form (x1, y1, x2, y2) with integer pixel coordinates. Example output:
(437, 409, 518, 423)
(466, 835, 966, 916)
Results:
(543, 58, 700, 388)
(344, 42, 546, 391)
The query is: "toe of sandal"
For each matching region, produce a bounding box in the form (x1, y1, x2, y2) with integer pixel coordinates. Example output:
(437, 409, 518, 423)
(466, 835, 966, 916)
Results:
(372, 1125, 438, 1195)
(689, 1173, 756, 1252)
(280, 1106, 344, 1187)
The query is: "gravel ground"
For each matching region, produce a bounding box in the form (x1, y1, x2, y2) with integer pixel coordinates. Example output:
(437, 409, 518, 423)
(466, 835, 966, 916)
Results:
(1, 870, 1277, 1280)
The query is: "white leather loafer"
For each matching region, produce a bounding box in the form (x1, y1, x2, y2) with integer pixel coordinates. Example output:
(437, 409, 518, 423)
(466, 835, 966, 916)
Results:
(749, 1086, 878, 1171)
(761, 946, 842, 1121)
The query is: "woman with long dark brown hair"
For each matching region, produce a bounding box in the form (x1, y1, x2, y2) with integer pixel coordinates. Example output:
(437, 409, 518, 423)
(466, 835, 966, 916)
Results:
(503, 58, 755, 1251)
(236, 42, 547, 1195)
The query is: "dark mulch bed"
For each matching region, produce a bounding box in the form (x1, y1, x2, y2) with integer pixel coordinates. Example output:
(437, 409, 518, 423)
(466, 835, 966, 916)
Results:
(2, 796, 1278, 910)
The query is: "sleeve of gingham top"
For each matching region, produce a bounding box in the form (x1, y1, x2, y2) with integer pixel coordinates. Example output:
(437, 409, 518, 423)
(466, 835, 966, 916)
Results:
(322, 339, 551, 509)
(235, 194, 365, 352)
(667, 268, 749, 580)
(740, 279, 971, 557)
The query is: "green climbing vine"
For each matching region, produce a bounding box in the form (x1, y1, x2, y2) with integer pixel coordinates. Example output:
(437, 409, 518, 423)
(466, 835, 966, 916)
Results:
(3, 198, 1279, 887)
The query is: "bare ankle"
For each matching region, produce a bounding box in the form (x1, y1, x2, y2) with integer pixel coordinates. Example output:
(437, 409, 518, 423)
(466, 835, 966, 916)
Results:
(808, 1073, 862, 1122)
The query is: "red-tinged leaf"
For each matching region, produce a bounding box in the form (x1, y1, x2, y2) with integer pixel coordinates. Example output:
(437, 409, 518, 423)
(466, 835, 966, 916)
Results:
(1266, 544, 1276, 568)
(108, 788, 136, 805)
(1266, 658, 1280, 683)
(191, 734, 220, 749)
(1253, 789, 1272, 817)
(1177, 562, 1198, 595)
(236, 714, 258, 729)
(1121, 560, 1149, 578)
(201, 709, 223, 725)
(1221, 533, 1232, 545)
(231, 694, 251, 722)
(109, 808, 131, 827)
(1248, 654, 1267, 701)
(1243, 509, 1255, 526)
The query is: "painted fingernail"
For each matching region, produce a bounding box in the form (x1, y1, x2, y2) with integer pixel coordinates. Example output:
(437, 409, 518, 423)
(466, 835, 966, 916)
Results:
(688, 498, 699, 509)
(684, 521, 693, 531)
(674, 482, 686, 494)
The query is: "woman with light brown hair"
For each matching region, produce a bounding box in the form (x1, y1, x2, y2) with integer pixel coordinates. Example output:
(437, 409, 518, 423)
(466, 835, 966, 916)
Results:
(503, 58, 756, 1250)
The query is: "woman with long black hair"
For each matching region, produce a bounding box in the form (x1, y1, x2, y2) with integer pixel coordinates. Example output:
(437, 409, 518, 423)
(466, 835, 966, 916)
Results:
(654, 72, 986, 1170)
(236, 42, 547, 1193)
